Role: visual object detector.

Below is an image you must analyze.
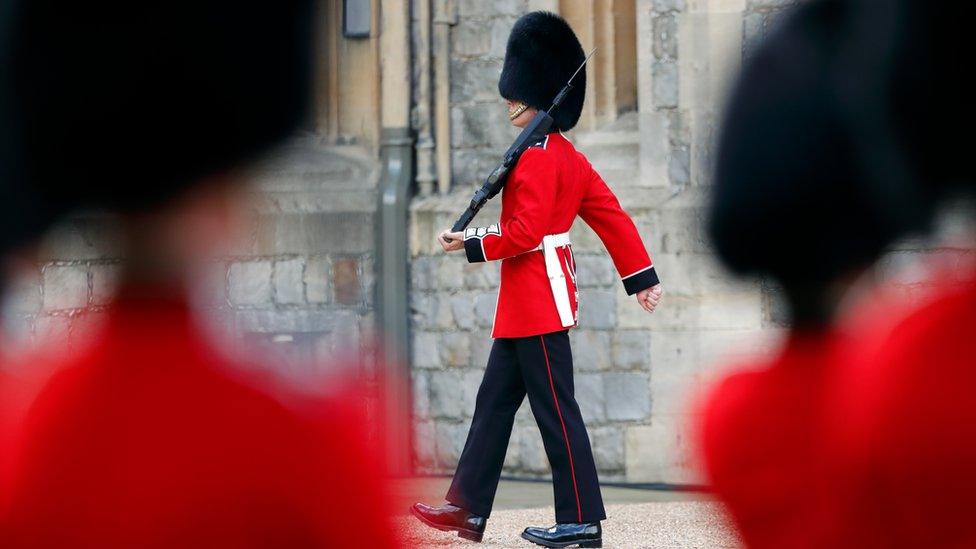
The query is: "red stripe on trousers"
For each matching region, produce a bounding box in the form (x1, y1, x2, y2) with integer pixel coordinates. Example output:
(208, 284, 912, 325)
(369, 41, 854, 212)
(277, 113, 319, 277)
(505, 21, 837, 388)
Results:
(539, 335, 583, 523)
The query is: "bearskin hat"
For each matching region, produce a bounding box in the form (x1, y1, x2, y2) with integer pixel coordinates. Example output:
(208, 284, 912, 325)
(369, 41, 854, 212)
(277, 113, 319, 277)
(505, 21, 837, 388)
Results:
(498, 11, 585, 132)
(0, 0, 315, 255)
(708, 0, 974, 323)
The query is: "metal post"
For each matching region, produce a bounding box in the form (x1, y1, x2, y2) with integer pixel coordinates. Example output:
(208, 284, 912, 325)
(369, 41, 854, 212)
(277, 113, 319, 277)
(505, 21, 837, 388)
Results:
(376, 126, 413, 476)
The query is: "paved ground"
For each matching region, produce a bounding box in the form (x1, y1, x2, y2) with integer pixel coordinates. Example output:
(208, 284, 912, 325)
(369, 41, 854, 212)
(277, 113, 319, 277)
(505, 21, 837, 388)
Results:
(394, 477, 739, 548)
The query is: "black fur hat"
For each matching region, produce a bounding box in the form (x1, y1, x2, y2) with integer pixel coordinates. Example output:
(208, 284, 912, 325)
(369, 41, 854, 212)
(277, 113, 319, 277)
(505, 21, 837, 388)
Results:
(498, 11, 585, 132)
(0, 0, 315, 255)
(708, 0, 974, 324)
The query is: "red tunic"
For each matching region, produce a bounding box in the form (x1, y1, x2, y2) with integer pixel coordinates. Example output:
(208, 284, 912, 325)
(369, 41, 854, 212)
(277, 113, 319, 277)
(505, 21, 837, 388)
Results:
(696, 331, 848, 549)
(0, 346, 62, 521)
(462, 132, 658, 338)
(3, 292, 397, 548)
(821, 269, 976, 548)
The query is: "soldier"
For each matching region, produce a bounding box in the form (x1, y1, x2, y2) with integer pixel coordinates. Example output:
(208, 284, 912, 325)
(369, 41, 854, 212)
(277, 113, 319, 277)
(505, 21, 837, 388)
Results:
(0, 1, 396, 547)
(411, 12, 662, 548)
(698, 0, 975, 546)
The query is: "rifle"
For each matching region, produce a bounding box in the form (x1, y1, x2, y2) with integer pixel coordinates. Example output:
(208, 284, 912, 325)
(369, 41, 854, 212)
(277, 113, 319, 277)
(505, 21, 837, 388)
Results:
(445, 49, 596, 241)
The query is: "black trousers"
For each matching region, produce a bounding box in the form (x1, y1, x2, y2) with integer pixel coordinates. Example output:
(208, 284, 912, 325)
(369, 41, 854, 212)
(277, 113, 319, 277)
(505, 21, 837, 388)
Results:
(446, 330, 606, 523)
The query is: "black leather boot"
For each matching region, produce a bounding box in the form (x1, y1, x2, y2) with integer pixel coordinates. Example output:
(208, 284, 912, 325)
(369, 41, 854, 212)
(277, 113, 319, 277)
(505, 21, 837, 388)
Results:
(521, 522, 602, 548)
(411, 503, 487, 543)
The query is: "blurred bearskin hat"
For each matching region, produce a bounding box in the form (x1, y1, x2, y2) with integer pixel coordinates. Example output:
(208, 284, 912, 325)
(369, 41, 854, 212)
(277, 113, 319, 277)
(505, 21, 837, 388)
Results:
(708, 0, 974, 322)
(498, 11, 585, 132)
(0, 0, 315, 255)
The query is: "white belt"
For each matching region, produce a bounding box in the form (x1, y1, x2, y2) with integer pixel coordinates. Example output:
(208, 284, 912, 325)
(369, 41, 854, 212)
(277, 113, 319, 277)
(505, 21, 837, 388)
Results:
(532, 232, 571, 251)
(530, 232, 575, 328)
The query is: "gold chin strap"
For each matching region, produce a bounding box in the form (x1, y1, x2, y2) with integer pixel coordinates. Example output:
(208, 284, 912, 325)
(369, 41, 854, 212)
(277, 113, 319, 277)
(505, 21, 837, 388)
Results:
(508, 102, 528, 121)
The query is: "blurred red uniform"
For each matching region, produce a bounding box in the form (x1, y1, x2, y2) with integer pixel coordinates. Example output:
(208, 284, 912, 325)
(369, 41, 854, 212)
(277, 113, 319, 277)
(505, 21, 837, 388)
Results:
(3, 289, 397, 548)
(1, 342, 62, 516)
(696, 331, 850, 548)
(698, 266, 976, 548)
(822, 267, 976, 548)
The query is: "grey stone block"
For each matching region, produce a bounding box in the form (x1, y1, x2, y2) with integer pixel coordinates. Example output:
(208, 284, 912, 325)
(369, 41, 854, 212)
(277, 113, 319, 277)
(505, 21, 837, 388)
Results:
(457, 0, 523, 18)
(411, 293, 455, 330)
(515, 401, 534, 426)
(573, 255, 616, 287)
(502, 428, 522, 471)
(450, 60, 503, 104)
(413, 420, 437, 469)
(435, 421, 469, 467)
(470, 333, 494, 367)
(669, 146, 691, 188)
(452, 20, 491, 57)
(413, 331, 442, 369)
(605, 372, 651, 421)
(90, 264, 121, 306)
(428, 370, 467, 419)
(438, 332, 472, 367)
(592, 426, 625, 471)
(653, 205, 710, 254)
(411, 257, 435, 291)
(652, 62, 679, 108)
(452, 148, 501, 188)
(450, 293, 478, 330)
(412, 371, 431, 418)
(254, 212, 375, 256)
(361, 256, 376, 308)
(474, 292, 497, 328)
(653, 14, 678, 60)
(436, 257, 464, 290)
(304, 256, 331, 304)
(653, 0, 686, 12)
(5, 271, 41, 314)
(517, 426, 551, 474)
(42, 265, 88, 311)
(575, 373, 606, 424)
(274, 258, 305, 305)
(578, 289, 616, 329)
(198, 262, 228, 307)
(228, 261, 273, 307)
(570, 330, 612, 371)
(452, 104, 517, 149)
(460, 369, 484, 417)
(612, 330, 653, 370)
(462, 261, 499, 289)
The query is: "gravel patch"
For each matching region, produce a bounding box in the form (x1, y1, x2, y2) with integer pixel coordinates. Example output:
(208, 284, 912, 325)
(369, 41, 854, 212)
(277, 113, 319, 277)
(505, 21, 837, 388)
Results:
(397, 501, 740, 548)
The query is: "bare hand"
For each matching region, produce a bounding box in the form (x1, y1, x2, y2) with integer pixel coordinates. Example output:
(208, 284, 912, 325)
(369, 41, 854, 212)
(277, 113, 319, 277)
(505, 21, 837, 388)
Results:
(437, 230, 464, 253)
(636, 284, 663, 313)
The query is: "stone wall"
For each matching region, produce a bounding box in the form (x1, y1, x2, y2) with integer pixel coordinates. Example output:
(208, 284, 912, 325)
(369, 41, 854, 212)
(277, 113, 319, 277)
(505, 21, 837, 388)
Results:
(1, 138, 381, 384)
(446, 0, 526, 189)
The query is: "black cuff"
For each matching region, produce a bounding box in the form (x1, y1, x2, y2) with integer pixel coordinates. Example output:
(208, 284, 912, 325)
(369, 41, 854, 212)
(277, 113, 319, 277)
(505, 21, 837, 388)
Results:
(464, 238, 486, 263)
(622, 266, 659, 295)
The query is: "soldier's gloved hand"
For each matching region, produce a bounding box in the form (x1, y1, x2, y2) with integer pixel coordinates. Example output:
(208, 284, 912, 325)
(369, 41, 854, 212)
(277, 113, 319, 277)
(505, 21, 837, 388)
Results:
(636, 284, 663, 313)
(437, 229, 464, 252)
